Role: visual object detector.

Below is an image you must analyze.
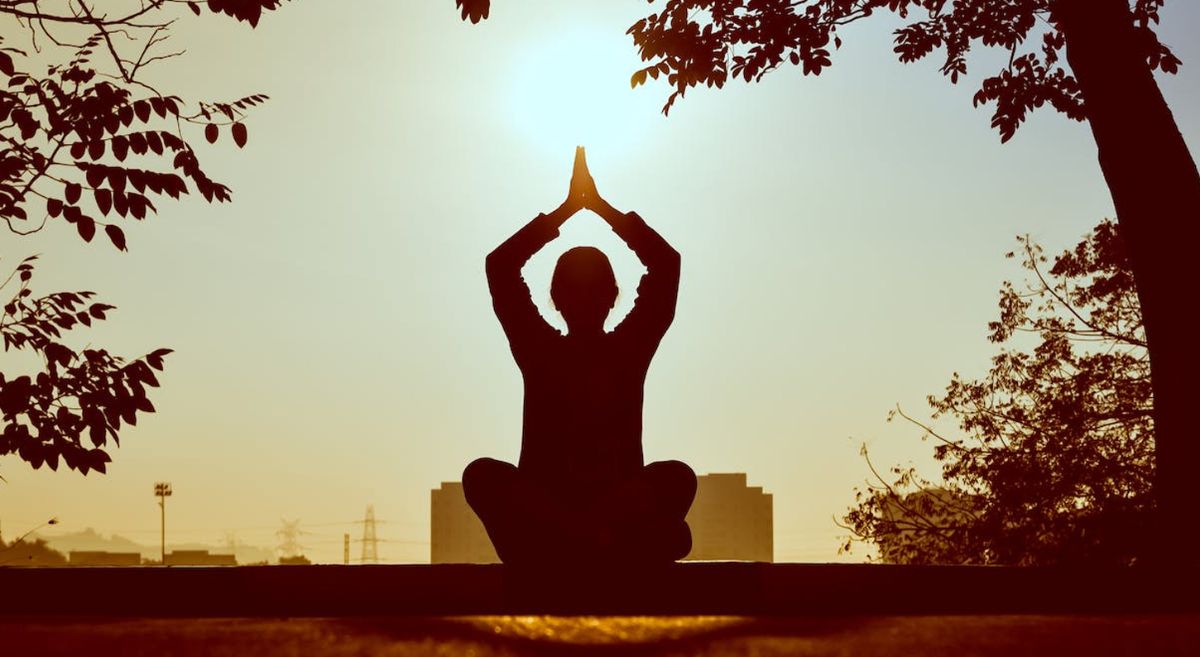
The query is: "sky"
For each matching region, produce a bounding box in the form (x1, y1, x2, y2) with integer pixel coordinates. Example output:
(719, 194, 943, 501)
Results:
(2, 1, 1198, 563)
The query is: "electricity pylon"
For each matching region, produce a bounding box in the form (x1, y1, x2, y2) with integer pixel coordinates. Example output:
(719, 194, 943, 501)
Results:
(361, 505, 378, 564)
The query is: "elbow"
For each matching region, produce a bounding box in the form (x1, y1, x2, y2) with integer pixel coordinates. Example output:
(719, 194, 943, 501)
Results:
(665, 244, 681, 266)
(661, 245, 681, 275)
(485, 249, 508, 279)
(640, 243, 679, 278)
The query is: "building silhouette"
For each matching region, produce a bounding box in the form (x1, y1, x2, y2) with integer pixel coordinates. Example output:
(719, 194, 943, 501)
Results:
(164, 549, 237, 566)
(430, 473, 773, 563)
(431, 481, 501, 564)
(686, 472, 773, 562)
(68, 550, 141, 566)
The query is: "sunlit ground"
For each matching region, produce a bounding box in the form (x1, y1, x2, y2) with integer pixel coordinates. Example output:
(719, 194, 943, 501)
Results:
(465, 615, 745, 643)
(5, 615, 1199, 656)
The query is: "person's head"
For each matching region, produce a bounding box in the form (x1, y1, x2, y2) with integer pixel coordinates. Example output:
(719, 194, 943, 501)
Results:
(551, 246, 617, 333)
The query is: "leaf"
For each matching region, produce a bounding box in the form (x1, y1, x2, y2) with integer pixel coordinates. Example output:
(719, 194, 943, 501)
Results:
(232, 122, 248, 148)
(76, 215, 96, 242)
(87, 409, 107, 447)
(47, 198, 63, 218)
(146, 348, 173, 371)
(65, 183, 82, 204)
(205, 123, 218, 143)
(86, 167, 106, 188)
(113, 191, 128, 217)
(456, 0, 491, 23)
(129, 194, 147, 220)
(105, 224, 126, 251)
(112, 136, 129, 161)
(146, 131, 163, 154)
(134, 100, 151, 123)
(108, 169, 126, 194)
(89, 303, 114, 320)
(94, 189, 113, 215)
(0, 52, 14, 76)
(189, 1, 201, 16)
(129, 132, 148, 154)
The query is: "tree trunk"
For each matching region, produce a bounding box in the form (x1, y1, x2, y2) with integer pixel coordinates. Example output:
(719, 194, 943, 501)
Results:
(1057, 0, 1200, 562)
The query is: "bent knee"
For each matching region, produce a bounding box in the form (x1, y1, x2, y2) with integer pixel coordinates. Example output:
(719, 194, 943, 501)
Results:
(463, 458, 516, 504)
(646, 460, 697, 509)
(647, 460, 696, 490)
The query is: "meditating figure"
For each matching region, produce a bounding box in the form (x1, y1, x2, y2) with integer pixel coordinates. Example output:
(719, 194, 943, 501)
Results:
(464, 147, 696, 566)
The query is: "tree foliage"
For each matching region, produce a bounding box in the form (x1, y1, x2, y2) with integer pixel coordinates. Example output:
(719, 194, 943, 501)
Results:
(1, 1, 286, 474)
(453, 1, 1181, 141)
(621, 0, 1176, 142)
(1, 1, 286, 246)
(455, 0, 490, 24)
(624, 0, 1176, 143)
(1, 256, 171, 475)
(841, 220, 1153, 565)
(0, 536, 67, 565)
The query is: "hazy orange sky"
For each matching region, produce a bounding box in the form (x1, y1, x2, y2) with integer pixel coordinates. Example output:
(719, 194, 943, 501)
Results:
(3, 1, 1198, 563)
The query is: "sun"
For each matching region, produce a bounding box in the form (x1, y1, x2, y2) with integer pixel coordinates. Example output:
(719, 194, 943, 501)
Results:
(507, 28, 661, 162)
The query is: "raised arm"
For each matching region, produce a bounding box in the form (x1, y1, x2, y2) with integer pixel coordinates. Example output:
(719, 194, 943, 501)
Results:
(486, 205, 572, 356)
(603, 206, 681, 342)
(572, 150, 680, 342)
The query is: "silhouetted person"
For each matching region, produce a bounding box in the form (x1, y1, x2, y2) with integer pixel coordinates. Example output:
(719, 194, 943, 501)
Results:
(464, 148, 696, 567)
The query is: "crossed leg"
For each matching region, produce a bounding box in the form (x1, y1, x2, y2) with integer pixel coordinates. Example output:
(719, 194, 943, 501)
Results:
(462, 457, 697, 566)
(592, 460, 696, 563)
(462, 457, 568, 565)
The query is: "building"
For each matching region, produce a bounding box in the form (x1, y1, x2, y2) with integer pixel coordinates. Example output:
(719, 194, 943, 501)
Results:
(686, 472, 773, 562)
(68, 550, 142, 566)
(429, 472, 773, 563)
(431, 482, 501, 564)
(164, 549, 237, 566)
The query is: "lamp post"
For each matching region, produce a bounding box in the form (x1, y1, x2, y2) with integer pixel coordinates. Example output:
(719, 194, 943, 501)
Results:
(154, 482, 172, 565)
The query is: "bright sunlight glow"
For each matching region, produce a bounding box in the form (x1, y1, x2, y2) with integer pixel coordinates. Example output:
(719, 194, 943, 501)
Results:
(508, 28, 661, 162)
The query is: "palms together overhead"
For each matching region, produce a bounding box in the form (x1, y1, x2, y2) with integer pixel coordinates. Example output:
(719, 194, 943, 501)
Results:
(561, 147, 607, 217)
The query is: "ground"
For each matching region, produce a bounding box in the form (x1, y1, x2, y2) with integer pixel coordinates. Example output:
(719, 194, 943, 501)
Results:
(3, 564, 1197, 655)
(5, 615, 1198, 656)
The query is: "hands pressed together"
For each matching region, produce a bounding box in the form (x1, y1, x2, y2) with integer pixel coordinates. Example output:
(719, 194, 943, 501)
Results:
(555, 146, 618, 221)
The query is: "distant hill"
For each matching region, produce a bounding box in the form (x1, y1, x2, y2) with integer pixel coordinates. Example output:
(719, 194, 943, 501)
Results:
(33, 528, 274, 565)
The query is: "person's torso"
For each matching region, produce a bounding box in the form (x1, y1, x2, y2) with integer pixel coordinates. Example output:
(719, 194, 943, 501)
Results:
(516, 332, 652, 489)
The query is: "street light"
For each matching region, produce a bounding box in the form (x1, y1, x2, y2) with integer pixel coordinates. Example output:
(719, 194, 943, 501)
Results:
(154, 482, 172, 565)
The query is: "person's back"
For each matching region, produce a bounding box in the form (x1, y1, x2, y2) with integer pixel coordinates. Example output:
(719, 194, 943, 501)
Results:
(463, 148, 695, 566)
(517, 331, 649, 490)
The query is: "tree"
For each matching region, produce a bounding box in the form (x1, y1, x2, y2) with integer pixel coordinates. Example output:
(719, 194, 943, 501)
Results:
(1, 1, 287, 474)
(458, 0, 1198, 559)
(625, 0, 1197, 562)
(455, 0, 490, 24)
(1, 256, 171, 475)
(0, 537, 68, 566)
(840, 220, 1154, 565)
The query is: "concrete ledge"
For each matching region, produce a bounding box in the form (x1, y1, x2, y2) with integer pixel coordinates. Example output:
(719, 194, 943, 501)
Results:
(1, 562, 1194, 617)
